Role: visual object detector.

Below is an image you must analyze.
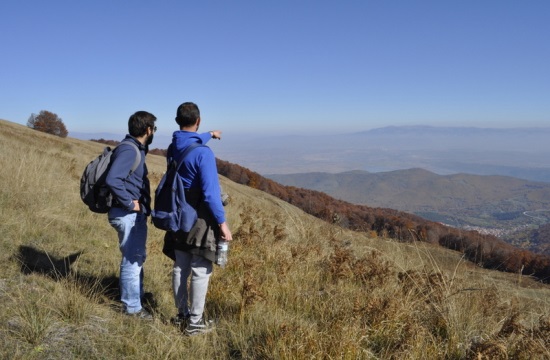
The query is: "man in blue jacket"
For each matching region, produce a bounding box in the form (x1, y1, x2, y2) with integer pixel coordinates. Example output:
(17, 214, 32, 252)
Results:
(165, 101, 232, 335)
(106, 110, 157, 319)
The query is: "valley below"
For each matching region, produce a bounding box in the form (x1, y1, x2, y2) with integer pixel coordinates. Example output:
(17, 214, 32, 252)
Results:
(417, 208, 550, 254)
(268, 169, 550, 255)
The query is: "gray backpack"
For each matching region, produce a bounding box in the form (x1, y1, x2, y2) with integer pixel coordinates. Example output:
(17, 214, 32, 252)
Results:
(80, 141, 140, 213)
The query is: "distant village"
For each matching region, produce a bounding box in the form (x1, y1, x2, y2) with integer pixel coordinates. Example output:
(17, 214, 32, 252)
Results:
(463, 224, 532, 238)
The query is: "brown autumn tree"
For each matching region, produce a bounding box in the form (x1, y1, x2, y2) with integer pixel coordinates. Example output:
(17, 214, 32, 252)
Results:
(27, 110, 68, 138)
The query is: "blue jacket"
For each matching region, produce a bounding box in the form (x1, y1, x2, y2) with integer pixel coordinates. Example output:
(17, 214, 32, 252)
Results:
(167, 131, 225, 224)
(106, 135, 151, 214)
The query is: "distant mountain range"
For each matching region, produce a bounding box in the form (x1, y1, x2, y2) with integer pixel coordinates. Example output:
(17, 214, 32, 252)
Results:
(267, 168, 550, 254)
(218, 125, 550, 182)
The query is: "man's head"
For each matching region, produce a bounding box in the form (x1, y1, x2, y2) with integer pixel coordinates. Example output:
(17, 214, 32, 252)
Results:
(175, 102, 200, 129)
(128, 111, 157, 145)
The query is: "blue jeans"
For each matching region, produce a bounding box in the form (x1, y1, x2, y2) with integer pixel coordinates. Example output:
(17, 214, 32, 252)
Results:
(109, 207, 148, 314)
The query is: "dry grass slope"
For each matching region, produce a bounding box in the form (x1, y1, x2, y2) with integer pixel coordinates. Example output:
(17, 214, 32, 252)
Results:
(1, 119, 550, 359)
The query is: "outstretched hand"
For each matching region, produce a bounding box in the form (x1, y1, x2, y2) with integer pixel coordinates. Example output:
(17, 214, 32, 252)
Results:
(210, 130, 222, 140)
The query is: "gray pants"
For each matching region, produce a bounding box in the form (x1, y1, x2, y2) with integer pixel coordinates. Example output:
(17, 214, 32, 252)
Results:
(172, 250, 213, 323)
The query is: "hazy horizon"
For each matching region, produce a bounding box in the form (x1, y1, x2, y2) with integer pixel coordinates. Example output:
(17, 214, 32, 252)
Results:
(63, 124, 550, 183)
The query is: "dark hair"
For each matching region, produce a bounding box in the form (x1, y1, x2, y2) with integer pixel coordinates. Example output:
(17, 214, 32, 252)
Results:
(175, 102, 200, 128)
(128, 111, 156, 137)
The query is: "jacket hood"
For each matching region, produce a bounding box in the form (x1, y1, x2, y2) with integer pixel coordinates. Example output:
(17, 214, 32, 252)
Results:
(172, 131, 202, 150)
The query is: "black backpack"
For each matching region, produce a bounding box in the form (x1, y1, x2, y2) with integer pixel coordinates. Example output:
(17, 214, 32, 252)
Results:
(151, 143, 203, 232)
(80, 141, 141, 213)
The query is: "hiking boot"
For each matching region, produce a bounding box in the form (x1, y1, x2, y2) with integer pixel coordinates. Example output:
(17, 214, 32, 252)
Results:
(126, 308, 153, 321)
(185, 317, 215, 336)
(171, 313, 189, 329)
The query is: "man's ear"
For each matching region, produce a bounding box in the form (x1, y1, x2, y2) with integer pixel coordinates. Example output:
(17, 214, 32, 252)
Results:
(196, 117, 201, 130)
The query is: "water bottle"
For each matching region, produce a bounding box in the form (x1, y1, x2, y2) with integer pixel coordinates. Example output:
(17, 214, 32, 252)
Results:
(216, 240, 229, 268)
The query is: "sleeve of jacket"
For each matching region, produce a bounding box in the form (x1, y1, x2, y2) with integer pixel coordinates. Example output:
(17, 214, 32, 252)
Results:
(197, 132, 212, 145)
(197, 147, 226, 224)
(105, 146, 138, 211)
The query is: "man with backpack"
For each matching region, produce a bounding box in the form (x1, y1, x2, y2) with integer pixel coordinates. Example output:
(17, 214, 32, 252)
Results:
(106, 111, 157, 319)
(164, 101, 232, 335)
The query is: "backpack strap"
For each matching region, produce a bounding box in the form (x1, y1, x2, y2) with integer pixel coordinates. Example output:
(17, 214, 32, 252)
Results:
(174, 142, 203, 172)
(118, 140, 141, 175)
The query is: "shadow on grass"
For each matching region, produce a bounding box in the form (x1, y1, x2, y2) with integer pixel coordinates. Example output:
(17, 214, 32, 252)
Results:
(17, 244, 84, 277)
(13, 245, 159, 313)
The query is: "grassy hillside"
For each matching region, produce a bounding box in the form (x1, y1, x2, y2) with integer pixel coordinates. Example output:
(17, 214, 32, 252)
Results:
(267, 169, 550, 254)
(1, 119, 550, 359)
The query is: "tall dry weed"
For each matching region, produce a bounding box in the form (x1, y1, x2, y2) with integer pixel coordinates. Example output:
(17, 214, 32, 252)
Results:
(6, 283, 54, 346)
(51, 276, 103, 325)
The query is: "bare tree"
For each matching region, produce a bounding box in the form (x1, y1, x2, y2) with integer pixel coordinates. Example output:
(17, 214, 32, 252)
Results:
(27, 110, 68, 138)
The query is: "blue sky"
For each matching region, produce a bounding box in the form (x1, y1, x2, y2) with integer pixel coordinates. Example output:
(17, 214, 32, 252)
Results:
(1, 0, 549, 138)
